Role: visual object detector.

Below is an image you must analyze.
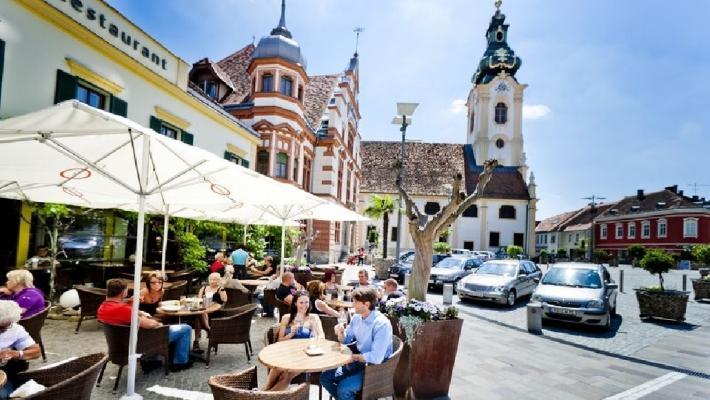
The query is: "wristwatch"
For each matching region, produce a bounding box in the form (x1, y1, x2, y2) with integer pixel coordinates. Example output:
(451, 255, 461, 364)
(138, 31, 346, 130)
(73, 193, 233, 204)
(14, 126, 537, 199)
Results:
(18, 350, 23, 360)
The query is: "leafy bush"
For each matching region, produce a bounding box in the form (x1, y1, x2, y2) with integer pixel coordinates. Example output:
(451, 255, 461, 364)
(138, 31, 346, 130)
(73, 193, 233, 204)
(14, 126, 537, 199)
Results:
(627, 244, 646, 264)
(175, 231, 208, 272)
(639, 249, 675, 291)
(556, 248, 567, 258)
(506, 245, 524, 259)
(367, 229, 379, 244)
(692, 244, 710, 266)
(593, 249, 610, 263)
(433, 242, 451, 254)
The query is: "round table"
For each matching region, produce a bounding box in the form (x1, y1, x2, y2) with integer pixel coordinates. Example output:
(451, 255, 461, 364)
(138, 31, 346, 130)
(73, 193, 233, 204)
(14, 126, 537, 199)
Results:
(155, 302, 222, 319)
(258, 339, 352, 374)
(238, 279, 269, 292)
(325, 299, 353, 309)
(0, 370, 6, 388)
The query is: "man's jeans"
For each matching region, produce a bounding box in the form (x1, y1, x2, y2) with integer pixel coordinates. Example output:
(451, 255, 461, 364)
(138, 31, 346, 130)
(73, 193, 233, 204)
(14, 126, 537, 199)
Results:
(168, 324, 192, 364)
(257, 292, 274, 316)
(235, 264, 247, 280)
(320, 362, 365, 400)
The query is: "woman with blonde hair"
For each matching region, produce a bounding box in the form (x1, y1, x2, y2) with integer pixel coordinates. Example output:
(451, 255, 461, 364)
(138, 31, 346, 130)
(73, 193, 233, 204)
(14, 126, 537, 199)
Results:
(0, 270, 45, 318)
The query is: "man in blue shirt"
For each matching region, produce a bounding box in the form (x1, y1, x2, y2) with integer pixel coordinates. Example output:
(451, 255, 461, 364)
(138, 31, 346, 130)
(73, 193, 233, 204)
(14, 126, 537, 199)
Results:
(320, 287, 393, 400)
(230, 245, 249, 279)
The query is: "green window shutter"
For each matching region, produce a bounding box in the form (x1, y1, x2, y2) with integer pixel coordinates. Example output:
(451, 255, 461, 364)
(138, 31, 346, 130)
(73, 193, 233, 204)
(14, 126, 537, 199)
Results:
(149, 116, 162, 132)
(224, 150, 231, 160)
(54, 69, 78, 104)
(109, 95, 128, 117)
(0, 40, 5, 110)
(180, 131, 194, 145)
(241, 159, 250, 168)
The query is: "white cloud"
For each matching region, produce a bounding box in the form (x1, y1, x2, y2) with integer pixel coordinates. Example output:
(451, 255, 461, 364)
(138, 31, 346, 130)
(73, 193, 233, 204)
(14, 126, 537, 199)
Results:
(523, 104, 551, 119)
(449, 99, 467, 113)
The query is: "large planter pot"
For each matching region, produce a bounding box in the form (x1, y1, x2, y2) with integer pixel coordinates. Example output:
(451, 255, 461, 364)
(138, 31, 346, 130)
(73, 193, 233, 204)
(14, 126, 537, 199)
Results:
(636, 289, 689, 321)
(389, 317, 463, 399)
(691, 279, 710, 300)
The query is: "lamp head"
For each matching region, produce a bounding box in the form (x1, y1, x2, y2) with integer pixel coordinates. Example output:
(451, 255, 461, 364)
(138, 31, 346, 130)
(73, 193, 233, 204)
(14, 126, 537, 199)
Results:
(396, 102, 419, 116)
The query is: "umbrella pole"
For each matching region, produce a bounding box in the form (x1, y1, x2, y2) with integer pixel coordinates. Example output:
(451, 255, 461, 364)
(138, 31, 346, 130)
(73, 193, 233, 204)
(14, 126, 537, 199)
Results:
(161, 206, 169, 275)
(280, 219, 285, 276)
(243, 224, 247, 246)
(124, 135, 151, 400)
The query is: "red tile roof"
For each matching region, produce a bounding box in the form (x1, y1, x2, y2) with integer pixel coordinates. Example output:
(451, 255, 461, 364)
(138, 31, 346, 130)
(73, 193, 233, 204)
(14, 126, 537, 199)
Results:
(216, 44, 255, 105)
(303, 75, 338, 128)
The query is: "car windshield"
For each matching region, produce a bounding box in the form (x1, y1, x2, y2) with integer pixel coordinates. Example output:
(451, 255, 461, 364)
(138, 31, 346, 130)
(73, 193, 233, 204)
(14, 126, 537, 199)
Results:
(476, 262, 516, 277)
(403, 254, 415, 264)
(542, 268, 602, 288)
(436, 258, 463, 269)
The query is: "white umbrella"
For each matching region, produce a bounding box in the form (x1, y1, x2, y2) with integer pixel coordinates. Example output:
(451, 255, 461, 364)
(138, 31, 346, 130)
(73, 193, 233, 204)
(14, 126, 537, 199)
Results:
(0, 100, 319, 399)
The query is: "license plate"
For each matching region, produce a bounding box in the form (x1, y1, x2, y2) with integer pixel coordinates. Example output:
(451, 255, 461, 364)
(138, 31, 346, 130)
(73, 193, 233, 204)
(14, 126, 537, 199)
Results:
(390, 273, 399, 278)
(549, 306, 575, 315)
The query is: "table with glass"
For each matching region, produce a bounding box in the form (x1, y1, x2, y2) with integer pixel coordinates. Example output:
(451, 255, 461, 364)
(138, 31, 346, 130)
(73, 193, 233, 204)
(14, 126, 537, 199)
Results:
(155, 302, 222, 362)
(258, 338, 352, 380)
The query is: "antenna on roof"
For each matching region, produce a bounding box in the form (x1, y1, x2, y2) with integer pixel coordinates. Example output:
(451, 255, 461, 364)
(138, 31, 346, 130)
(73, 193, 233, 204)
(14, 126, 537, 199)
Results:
(251, 35, 255, 45)
(353, 27, 364, 56)
(687, 183, 710, 196)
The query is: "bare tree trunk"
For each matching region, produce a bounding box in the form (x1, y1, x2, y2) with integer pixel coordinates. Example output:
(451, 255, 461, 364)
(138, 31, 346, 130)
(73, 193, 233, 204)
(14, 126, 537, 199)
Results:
(408, 235, 433, 299)
(382, 213, 389, 259)
(48, 226, 59, 302)
(293, 227, 318, 268)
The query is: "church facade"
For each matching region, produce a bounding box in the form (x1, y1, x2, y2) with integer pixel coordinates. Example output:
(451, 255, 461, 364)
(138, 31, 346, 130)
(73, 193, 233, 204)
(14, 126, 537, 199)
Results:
(359, 3, 537, 257)
(188, 1, 362, 262)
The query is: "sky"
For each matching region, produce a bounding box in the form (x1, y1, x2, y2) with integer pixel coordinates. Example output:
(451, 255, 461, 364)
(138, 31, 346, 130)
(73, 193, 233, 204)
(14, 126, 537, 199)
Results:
(110, 0, 710, 219)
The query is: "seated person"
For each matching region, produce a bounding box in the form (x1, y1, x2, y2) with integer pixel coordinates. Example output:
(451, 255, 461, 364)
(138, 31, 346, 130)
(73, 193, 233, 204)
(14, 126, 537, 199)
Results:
(306, 281, 340, 317)
(209, 252, 228, 275)
(221, 265, 250, 292)
(194, 273, 228, 350)
(97, 279, 193, 371)
(0, 270, 45, 319)
(322, 269, 340, 297)
(263, 291, 324, 391)
(257, 271, 283, 318)
(23, 246, 59, 268)
(275, 272, 298, 305)
(0, 300, 41, 398)
(138, 272, 164, 315)
(351, 269, 371, 289)
(249, 256, 276, 278)
(381, 279, 405, 301)
(321, 287, 393, 400)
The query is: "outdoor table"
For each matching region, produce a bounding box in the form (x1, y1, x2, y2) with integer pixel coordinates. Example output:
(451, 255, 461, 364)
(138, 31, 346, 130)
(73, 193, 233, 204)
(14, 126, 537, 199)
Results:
(238, 279, 269, 292)
(0, 370, 5, 388)
(324, 299, 353, 309)
(258, 339, 352, 375)
(140, 269, 174, 276)
(155, 302, 222, 363)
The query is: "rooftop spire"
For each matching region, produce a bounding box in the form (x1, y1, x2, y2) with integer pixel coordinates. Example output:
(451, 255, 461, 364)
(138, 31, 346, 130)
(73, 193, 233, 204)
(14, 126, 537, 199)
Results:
(495, 0, 502, 11)
(353, 27, 364, 57)
(270, 0, 292, 38)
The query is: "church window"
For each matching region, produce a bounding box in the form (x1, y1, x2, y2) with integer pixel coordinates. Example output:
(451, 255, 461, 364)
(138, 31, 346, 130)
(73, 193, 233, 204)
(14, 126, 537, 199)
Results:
(463, 205, 478, 218)
(280, 76, 293, 96)
(275, 152, 288, 178)
(424, 202, 441, 215)
(256, 151, 269, 175)
(489, 232, 500, 247)
(495, 102, 507, 124)
(496, 31, 504, 41)
(261, 73, 273, 92)
(297, 85, 303, 101)
(496, 138, 505, 149)
(469, 112, 475, 134)
(514, 233, 524, 247)
(499, 205, 516, 219)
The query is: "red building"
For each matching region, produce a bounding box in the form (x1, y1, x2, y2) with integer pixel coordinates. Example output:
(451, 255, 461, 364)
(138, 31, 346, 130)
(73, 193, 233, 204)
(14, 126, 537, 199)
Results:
(594, 186, 710, 259)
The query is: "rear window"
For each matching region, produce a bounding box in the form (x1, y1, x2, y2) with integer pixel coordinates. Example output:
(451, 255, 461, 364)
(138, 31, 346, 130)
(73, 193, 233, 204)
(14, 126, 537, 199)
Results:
(542, 268, 601, 288)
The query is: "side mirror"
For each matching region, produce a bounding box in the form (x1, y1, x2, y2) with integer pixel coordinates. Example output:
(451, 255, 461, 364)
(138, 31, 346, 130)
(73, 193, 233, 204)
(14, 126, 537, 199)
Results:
(533, 277, 540, 284)
(607, 283, 618, 290)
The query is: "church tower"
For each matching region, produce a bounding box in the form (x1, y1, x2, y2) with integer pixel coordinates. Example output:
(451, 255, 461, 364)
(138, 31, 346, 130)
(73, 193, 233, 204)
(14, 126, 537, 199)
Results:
(467, 0, 527, 169)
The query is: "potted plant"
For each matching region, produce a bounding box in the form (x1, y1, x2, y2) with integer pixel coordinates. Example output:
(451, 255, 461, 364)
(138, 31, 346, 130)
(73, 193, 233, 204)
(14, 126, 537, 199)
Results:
(636, 249, 689, 321)
(506, 244, 524, 259)
(627, 244, 646, 267)
(691, 244, 710, 300)
(380, 298, 462, 399)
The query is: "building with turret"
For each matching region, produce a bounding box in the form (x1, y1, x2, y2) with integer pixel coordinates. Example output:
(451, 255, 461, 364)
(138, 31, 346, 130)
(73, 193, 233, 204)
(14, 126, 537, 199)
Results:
(188, 0, 362, 263)
(358, 1, 537, 257)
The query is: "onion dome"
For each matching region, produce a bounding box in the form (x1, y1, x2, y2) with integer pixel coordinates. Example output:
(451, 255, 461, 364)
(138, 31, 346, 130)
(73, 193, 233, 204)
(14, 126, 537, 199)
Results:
(251, 0, 307, 69)
(471, 1, 521, 84)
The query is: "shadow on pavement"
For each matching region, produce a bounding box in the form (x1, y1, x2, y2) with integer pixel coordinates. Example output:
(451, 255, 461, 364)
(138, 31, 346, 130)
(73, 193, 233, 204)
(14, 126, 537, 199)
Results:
(640, 317, 701, 331)
(542, 315, 623, 338)
(454, 295, 530, 313)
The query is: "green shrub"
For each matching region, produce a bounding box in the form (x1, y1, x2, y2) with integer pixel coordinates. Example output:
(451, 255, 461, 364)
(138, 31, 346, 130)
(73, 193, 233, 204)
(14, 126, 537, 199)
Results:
(593, 249, 610, 263)
(175, 231, 208, 272)
(433, 242, 451, 254)
(506, 245, 524, 258)
(639, 249, 675, 291)
(692, 244, 710, 266)
(627, 244, 646, 264)
(556, 248, 567, 258)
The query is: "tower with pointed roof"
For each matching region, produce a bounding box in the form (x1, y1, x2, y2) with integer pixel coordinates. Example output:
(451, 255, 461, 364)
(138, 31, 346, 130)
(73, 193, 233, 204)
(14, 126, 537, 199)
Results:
(188, 0, 363, 263)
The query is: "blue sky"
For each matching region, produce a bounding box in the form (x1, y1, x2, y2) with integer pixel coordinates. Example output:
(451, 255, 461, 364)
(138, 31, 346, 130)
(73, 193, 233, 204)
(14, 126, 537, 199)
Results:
(110, 0, 710, 219)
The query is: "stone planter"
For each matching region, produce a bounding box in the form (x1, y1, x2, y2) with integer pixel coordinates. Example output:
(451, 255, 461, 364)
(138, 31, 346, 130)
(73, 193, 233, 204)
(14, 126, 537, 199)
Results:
(691, 279, 710, 300)
(389, 317, 463, 399)
(636, 289, 689, 321)
(374, 258, 395, 280)
(699, 268, 710, 278)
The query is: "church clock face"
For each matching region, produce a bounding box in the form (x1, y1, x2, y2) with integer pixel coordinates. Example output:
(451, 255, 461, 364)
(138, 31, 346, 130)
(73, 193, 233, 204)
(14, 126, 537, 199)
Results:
(495, 82, 508, 92)
(496, 138, 505, 149)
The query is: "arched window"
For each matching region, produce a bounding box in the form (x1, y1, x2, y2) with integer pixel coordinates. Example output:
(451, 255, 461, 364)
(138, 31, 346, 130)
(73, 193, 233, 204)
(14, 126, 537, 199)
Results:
(424, 202, 441, 215)
(462, 205, 478, 218)
(256, 151, 269, 175)
(469, 111, 475, 134)
(499, 205, 516, 219)
(297, 85, 304, 101)
(494, 102, 507, 124)
(261, 73, 273, 92)
(275, 152, 288, 178)
(280, 76, 293, 96)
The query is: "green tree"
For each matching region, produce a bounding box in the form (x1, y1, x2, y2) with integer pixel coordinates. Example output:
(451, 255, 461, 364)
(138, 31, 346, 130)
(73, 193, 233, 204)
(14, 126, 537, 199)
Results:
(627, 244, 646, 266)
(506, 245, 524, 259)
(433, 242, 451, 254)
(556, 248, 567, 258)
(692, 244, 710, 266)
(639, 249, 675, 291)
(173, 230, 207, 272)
(364, 195, 396, 258)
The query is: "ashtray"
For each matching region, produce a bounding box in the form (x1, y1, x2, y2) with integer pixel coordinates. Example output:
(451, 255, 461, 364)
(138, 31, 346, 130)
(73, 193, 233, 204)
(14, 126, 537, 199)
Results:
(303, 346, 324, 356)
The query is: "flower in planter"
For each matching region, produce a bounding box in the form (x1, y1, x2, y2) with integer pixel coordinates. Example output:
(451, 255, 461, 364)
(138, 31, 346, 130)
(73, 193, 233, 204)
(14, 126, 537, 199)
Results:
(286, 265, 312, 273)
(379, 298, 458, 345)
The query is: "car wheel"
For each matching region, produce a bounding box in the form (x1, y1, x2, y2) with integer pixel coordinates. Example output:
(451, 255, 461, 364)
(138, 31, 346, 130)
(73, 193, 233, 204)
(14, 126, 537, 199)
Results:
(602, 311, 612, 332)
(506, 289, 517, 307)
(610, 304, 617, 316)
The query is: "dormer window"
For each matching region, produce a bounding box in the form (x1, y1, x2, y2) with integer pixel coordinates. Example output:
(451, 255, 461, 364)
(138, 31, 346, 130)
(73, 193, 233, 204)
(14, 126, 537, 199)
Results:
(280, 76, 293, 96)
(202, 80, 217, 99)
(261, 73, 274, 92)
(494, 102, 507, 124)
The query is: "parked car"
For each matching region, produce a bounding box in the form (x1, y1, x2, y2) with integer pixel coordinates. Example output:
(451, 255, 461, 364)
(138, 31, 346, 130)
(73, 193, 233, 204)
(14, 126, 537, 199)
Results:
(457, 259, 542, 306)
(531, 263, 618, 331)
(398, 250, 415, 262)
(472, 251, 495, 261)
(389, 253, 449, 284)
(59, 234, 103, 258)
(451, 248, 472, 256)
(428, 256, 481, 288)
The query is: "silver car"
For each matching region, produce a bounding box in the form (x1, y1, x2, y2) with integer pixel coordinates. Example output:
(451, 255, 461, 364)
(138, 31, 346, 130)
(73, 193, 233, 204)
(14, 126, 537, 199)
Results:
(428, 256, 480, 288)
(531, 263, 618, 331)
(457, 259, 541, 306)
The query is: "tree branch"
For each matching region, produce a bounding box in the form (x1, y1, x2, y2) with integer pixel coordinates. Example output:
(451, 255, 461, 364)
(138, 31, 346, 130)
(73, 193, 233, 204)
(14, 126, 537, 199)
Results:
(395, 176, 423, 223)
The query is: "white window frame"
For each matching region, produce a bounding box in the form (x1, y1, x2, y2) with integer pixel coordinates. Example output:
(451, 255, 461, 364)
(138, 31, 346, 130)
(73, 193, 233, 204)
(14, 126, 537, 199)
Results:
(551, 234, 556, 244)
(615, 223, 623, 239)
(657, 218, 667, 238)
(683, 217, 698, 238)
(641, 221, 650, 239)
(600, 224, 607, 240)
(628, 223, 636, 239)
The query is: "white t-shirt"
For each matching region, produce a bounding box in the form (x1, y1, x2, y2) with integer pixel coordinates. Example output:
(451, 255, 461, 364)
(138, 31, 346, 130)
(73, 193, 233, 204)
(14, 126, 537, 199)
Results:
(0, 323, 35, 350)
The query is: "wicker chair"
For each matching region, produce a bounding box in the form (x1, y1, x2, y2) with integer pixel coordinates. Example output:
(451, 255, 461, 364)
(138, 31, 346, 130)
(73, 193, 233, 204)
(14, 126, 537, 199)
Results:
(319, 315, 339, 342)
(224, 287, 250, 308)
(162, 280, 187, 301)
(293, 271, 312, 287)
(209, 365, 309, 400)
(18, 300, 51, 361)
(276, 299, 291, 320)
(74, 285, 107, 333)
(16, 353, 108, 400)
(262, 288, 277, 317)
(206, 304, 257, 366)
(359, 336, 404, 400)
(167, 269, 196, 293)
(97, 323, 170, 391)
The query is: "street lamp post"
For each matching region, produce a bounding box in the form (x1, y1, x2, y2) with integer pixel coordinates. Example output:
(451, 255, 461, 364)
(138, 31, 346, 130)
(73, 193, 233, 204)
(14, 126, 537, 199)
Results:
(393, 102, 418, 261)
(583, 194, 606, 262)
